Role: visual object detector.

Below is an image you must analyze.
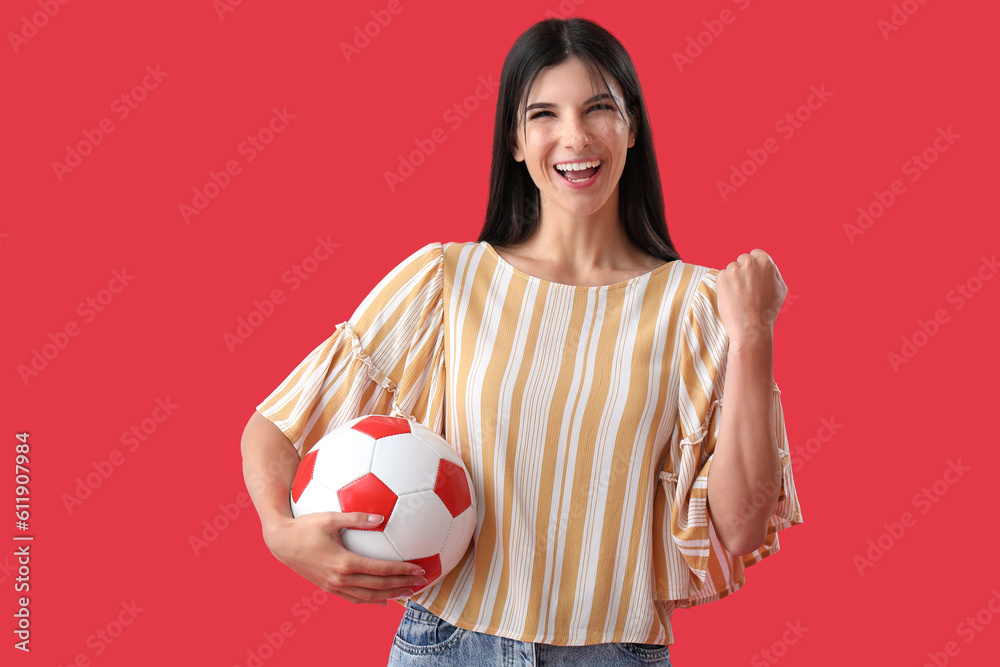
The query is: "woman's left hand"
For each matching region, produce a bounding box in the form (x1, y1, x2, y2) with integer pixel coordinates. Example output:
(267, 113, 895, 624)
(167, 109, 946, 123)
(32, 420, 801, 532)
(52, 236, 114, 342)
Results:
(715, 249, 787, 344)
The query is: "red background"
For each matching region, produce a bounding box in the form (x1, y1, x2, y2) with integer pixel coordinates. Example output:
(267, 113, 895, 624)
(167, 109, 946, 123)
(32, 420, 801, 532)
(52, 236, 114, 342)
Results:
(3, 0, 998, 665)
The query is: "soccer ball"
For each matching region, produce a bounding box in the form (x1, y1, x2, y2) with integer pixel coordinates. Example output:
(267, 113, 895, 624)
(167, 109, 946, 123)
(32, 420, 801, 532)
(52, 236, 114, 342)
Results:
(290, 415, 477, 593)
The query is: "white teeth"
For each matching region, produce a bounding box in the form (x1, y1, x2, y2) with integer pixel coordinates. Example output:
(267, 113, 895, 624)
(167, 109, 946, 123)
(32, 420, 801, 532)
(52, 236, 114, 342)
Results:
(554, 160, 602, 172)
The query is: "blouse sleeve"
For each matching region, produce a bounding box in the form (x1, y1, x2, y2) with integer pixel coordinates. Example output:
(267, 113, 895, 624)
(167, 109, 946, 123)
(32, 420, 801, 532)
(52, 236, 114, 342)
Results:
(255, 241, 446, 459)
(652, 268, 804, 608)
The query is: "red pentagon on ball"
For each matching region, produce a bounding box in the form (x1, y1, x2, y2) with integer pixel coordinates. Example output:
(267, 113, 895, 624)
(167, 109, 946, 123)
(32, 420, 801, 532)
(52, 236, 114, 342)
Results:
(406, 554, 442, 593)
(337, 472, 398, 531)
(291, 448, 319, 503)
(435, 459, 472, 517)
(352, 415, 411, 439)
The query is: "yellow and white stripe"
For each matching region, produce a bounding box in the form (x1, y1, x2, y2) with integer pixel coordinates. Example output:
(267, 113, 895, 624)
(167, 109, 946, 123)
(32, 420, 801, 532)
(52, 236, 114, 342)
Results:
(258, 240, 803, 646)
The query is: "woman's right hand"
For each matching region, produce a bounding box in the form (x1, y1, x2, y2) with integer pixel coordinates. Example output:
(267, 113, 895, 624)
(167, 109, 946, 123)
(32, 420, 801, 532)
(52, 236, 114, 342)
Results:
(263, 511, 429, 605)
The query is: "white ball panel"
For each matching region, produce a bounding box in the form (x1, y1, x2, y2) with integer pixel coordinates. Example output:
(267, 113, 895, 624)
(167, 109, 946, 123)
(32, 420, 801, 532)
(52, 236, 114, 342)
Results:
(311, 428, 376, 493)
(439, 505, 477, 572)
(371, 434, 441, 494)
(291, 480, 342, 518)
(409, 423, 464, 467)
(384, 491, 453, 560)
(341, 527, 401, 560)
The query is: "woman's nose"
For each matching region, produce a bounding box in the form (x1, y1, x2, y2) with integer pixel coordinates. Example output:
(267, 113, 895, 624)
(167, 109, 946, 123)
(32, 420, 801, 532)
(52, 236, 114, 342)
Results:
(561, 116, 591, 148)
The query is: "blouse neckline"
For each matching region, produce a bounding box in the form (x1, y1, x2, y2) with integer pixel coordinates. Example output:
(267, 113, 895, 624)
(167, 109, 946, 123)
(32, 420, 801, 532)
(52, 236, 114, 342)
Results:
(483, 242, 676, 291)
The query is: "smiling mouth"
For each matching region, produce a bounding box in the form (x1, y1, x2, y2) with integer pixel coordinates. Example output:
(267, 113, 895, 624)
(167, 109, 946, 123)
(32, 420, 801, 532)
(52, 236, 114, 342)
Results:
(554, 160, 602, 183)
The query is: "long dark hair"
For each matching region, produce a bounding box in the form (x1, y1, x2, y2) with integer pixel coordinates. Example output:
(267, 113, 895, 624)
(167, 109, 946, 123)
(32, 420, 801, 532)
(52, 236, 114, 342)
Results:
(478, 18, 681, 263)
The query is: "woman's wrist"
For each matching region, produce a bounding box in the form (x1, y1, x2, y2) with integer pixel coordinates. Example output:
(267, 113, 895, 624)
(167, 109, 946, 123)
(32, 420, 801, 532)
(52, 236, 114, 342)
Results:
(727, 330, 774, 361)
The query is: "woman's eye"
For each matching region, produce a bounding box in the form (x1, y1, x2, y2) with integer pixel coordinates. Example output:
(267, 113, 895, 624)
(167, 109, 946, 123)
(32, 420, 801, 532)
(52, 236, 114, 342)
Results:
(529, 104, 614, 120)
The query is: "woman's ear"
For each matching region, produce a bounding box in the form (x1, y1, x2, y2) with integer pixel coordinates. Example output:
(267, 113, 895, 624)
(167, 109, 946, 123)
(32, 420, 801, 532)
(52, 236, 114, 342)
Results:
(510, 132, 524, 162)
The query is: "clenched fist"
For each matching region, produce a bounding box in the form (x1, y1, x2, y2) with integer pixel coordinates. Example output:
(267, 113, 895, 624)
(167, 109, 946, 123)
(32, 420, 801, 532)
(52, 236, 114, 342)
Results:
(715, 249, 787, 344)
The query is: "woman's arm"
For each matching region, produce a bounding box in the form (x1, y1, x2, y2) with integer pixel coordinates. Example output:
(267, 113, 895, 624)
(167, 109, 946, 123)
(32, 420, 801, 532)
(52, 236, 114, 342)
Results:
(241, 410, 301, 542)
(707, 336, 782, 555)
(708, 249, 786, 556)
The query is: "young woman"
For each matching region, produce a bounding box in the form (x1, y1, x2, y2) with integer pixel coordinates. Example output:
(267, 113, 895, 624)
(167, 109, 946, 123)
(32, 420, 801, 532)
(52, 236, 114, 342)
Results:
(241, 17, 803, 666)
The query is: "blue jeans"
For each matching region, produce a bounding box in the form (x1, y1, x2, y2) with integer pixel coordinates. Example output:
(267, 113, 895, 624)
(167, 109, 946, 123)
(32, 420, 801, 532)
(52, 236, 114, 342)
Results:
(387, 600, 672, 666)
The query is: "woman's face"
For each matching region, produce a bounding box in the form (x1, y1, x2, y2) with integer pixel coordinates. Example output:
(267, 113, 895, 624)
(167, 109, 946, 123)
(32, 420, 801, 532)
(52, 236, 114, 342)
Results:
(511, 57, 635, 221)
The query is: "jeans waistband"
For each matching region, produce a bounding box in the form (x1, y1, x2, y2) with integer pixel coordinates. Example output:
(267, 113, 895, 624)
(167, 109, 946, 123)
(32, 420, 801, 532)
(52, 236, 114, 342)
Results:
(404, 599, 443, 624)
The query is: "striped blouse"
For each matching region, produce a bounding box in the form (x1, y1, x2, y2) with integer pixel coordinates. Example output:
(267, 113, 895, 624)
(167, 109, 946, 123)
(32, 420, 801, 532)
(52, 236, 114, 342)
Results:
(257, 240, 804, 646)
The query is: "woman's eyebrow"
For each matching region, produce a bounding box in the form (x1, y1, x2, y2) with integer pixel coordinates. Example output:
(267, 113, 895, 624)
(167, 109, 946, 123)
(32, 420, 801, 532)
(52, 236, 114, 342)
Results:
(525, 93, 615, 111)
